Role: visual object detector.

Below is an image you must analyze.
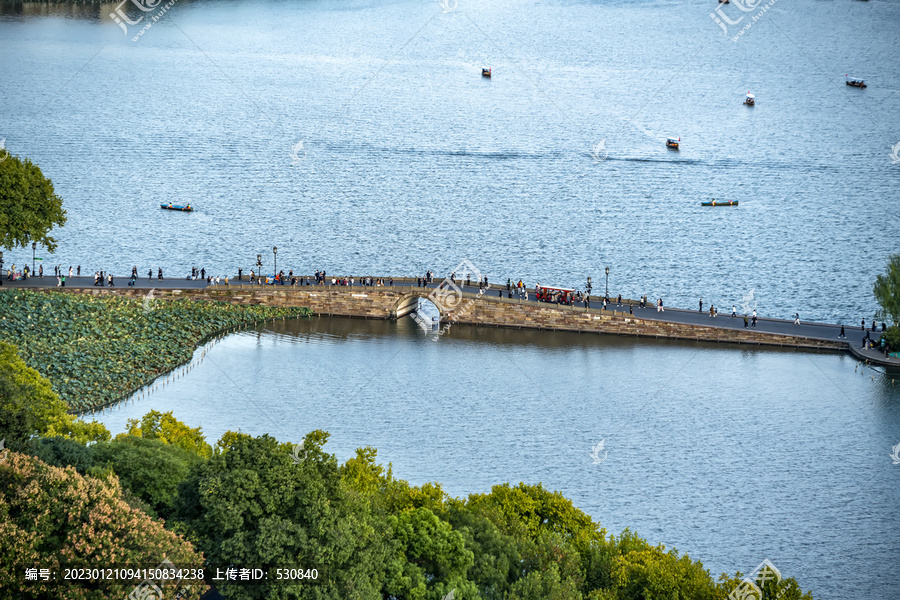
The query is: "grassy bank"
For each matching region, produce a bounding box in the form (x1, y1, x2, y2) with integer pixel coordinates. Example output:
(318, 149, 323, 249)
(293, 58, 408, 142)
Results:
(0, 289, 311, 412)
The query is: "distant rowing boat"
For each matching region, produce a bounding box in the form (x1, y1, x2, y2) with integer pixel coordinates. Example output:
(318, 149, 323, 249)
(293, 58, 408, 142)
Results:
(160, 203, 193, 212)
(701, 200, 738, 207)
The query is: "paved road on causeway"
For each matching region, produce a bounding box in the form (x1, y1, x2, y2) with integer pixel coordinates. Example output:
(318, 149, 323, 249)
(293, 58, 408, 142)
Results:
(6, 274, 896, 366)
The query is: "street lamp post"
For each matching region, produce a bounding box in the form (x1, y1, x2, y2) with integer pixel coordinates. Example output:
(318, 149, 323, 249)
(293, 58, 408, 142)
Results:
(256, 254, 263, 284)
(32, 242, 36, 278)
(273, 247, 277, 282)
(604, 267, 609, 298)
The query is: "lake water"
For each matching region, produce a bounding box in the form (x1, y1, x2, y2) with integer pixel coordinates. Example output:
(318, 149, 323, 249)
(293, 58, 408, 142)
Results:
(93, 317, 900, 600)
(1, 0, 899, 323)
(2, 0, 899, 597)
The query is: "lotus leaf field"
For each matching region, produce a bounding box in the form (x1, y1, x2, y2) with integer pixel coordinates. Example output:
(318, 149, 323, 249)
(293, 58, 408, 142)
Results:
(0, 290, 312, 412)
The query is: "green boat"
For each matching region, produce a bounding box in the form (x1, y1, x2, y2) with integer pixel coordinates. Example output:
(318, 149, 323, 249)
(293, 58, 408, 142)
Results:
(701, 199, 738, 207)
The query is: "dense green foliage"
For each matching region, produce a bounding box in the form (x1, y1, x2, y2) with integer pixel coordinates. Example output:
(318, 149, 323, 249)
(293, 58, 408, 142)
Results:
(881, 325, 900, 352)
(9, 414, 817, 600)
(0, 153, 67, 252)
(0, 451, 206, 600)
(0, 340, 109, 448)
(0, 290, 312, 411)
(167, 432, 814, 600)
(121, 409, 213, 459)
(173, 430, 388, 600)
(873, 253, 900, 325)
(92, 436, 204, 518)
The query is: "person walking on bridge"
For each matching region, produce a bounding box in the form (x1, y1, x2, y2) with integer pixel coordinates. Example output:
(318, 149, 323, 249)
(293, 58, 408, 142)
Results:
(699, 299, 703, 312)
(732, 305, 736, 318)
(793, 313, 800, 325)
(839, 325, 846, 338)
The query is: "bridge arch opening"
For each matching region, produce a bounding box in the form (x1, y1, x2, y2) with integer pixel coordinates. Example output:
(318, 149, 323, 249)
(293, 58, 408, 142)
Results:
(393, 293, 444, 332)
(410, 297, 441, 332)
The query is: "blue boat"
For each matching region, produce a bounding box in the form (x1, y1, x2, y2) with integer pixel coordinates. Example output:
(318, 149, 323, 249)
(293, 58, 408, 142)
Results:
(160, 203, 193, 212)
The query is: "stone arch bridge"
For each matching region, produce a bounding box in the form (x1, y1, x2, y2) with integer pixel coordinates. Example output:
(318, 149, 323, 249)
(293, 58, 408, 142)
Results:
(35, 284, 845, 352)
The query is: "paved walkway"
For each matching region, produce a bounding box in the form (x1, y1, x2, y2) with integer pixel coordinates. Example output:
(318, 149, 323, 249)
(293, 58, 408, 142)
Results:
(6, 274, 898, 367)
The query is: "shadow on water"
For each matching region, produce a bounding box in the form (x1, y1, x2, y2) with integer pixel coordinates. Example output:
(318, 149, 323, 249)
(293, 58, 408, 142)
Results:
(258, 313, 846, 360)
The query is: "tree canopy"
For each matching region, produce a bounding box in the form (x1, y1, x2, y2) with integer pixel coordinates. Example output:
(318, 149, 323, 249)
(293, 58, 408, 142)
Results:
(120, 409, 213, 459)
(873, 253, 900, 325)
(0, 340, 109, 450)
(92, 435, 204, 518)
(0, 153, 66, 252)
(0, 451, 206, 600)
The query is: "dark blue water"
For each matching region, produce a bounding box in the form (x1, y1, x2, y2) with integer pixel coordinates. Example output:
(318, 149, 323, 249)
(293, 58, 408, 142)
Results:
(1, 0, 899, 323)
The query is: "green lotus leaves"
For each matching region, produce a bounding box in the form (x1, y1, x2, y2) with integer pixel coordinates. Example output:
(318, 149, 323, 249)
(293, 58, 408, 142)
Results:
(0, 290, 311, 413)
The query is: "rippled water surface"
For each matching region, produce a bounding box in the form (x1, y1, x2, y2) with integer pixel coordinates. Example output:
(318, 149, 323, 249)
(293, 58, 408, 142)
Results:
(95, 317, 900, 600)
(1, 0, 899, 322)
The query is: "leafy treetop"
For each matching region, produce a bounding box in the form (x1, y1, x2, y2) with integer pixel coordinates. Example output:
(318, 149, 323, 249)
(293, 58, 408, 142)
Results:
(873, 253, 900, 325)
(0, 153, 67, 252)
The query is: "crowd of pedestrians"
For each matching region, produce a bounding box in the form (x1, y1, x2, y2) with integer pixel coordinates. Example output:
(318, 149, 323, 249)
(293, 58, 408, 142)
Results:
(3, 260, 894, 353)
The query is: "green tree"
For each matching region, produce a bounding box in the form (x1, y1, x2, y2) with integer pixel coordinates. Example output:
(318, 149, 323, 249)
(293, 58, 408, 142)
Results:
(29, 435, 94, 474)
(174, 430, 387, 600)
(466, 482, 605, 546)
(507, 563, 582, 600)
(0, 340, 108, 449)
(341, 445, 446, 517)
(0, 153, 67, 252)
(607, 546, 720, 600)
(444, 502, 521, 600)
(873, 253, 900, 325)
(383, 506, 478, 600)
(121, 409, 213, 459)
(92, 435, 203, 518)
(0, 451, 205, 600)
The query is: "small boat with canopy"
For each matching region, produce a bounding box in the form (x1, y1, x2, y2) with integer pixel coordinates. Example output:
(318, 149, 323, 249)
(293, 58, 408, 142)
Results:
(160, 203, 193, 212)
(666, 137, 680, 150)
(744, 92, 755, 106)
(482, 67, 491, 78)
(845, 75, 867, 88)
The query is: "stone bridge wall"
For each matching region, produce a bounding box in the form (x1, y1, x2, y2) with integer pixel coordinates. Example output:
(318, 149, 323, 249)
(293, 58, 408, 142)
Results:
(35, 286, 845, 351)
